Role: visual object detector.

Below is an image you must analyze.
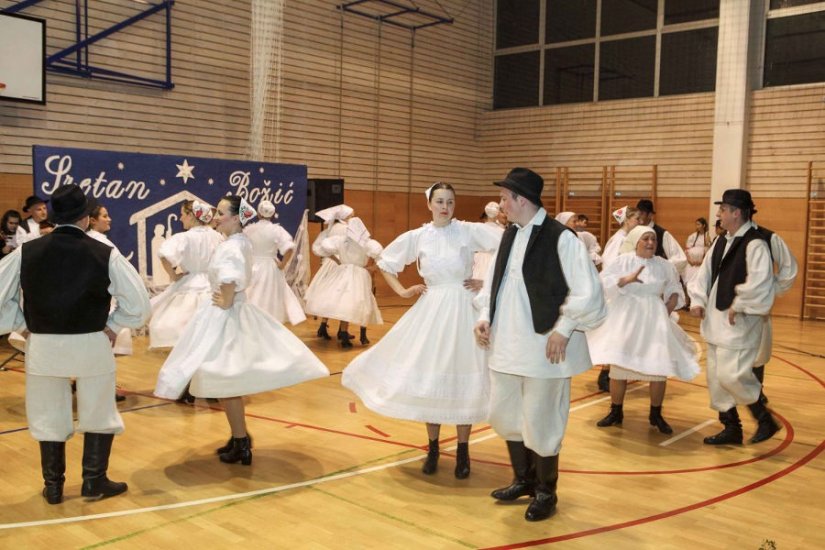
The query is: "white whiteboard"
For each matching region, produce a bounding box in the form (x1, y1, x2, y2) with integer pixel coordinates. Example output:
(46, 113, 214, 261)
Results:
(0, 12, 46, 104)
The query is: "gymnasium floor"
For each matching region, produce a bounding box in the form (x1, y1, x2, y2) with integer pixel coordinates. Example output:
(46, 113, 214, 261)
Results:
(0, 306, 822, 549)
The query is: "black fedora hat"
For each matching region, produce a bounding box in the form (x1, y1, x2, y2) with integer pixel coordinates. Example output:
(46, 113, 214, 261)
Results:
(22, 195, 48, 213)
(494, 168, 543, 206)
(714, 188, 757, 215)
(636, 199, 655, 214)
(49, 185, 95, 224)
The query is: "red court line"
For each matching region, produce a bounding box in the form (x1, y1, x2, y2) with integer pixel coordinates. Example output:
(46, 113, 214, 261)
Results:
(366, 425, 391, 438)
(348, 402, 357, 413)
(482, 434, 825, 550)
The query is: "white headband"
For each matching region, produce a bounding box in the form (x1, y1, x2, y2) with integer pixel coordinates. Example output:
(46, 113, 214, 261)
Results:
(555, 211, 576, 226)
(484, 201, 500, 218)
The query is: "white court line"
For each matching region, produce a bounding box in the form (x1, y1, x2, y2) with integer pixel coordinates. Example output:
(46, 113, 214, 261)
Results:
(0, 388, 637, 531)
(659, 419, 717, 447)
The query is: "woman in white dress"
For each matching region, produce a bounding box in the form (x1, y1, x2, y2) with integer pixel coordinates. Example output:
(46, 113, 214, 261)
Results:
(304, 205, 383, 348)
(470, 202, 506, 285)
(683, 217, 711, 287)
(342, 183, 501, 479)
(244, 200, 306, 325)
(148, 200, 223, 349)
(586, 225, 700, 434)
(87, 203, 133, 358)
(155, 196, 329, 465)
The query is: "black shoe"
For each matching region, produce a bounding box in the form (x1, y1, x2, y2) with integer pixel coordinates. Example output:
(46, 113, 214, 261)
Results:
(176, 386, 195, 404)
(649, 406, 673, 434)
(421, 439, 439, 475)
(596, 404, 623, 427)
(491, 441, 535, 501)
(597, 368, 610, 392)
(219, 436, 252, 465)
(317, 322, 332, 340)
(115, 393, 126, 403)
(359, 327, 370, 345)
(703, 408, 743, 445)
(338, 330, 354, 349)
(80, 433, 128, 500)
(748, 402, 780, 444)
(39, 441, 66, 505)
(454, 442, 470, 479)
(216, 433, 252, 455)
(524, 455, 558, 522)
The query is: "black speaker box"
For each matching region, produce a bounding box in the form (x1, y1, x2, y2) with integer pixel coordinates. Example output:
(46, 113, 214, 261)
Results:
(307, 178, 345, 223)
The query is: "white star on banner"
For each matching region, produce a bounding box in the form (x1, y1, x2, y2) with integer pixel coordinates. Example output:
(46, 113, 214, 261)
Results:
(176, 159, 195, 184)
(117, 162, 124, 170)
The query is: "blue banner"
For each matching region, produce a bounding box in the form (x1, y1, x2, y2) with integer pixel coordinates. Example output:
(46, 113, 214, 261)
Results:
(32, 145, 307, 285)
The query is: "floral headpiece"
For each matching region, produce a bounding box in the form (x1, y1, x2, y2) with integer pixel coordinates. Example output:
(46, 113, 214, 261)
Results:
(192, 200, 214, 224)
(239, 197, 257, 226)
(258, 200, 277, 219)
(612, 205, 628, 225)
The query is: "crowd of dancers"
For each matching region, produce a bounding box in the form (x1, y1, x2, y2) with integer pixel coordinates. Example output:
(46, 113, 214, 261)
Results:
(0, 167, 797, 523)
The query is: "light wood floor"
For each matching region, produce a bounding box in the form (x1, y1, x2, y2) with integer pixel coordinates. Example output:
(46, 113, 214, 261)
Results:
(0, 305, 823, 549)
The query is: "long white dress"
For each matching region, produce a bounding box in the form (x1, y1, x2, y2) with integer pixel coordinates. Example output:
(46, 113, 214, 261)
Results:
(87, 229, 133, 355)
(304, 219, 383, 326)
(471, 221, 504, 280)
(586, 253, 699, 381)
(148, 226, 223, 349)
(244, 220, 306, 325)
(683, 231, 709, 286)
(342, 220, 500, 424)
(154, 233, 329, 399)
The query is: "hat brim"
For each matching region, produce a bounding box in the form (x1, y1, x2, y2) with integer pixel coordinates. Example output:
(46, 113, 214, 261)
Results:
(494, 180, 543, 206)
(22, 199, 48, 213)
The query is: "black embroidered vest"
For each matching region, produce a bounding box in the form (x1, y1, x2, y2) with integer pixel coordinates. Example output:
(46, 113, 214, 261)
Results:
(489, 216, 573, 334)
(21, 226, 112, 334)
(709, 226, 765, 311)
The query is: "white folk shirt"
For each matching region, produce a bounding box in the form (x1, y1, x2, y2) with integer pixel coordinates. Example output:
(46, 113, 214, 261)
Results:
(477, 208, 606, 379)
(688, 221, 775, 350)
(647, 221, 688, 274)
(15, 218, 41, 245)
(0, 226, 151, 377)
(753, 225, 798, 296)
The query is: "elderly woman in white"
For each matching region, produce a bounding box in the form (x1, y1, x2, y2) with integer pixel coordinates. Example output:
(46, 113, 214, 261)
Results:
(586, 225, 699, 434)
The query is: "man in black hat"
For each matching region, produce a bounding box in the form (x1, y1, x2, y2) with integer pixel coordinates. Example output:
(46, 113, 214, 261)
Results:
(635, 198, 687, 273)
(687, 188, 780, 446)
(474, 168, 606, 522)
(0, 185, 150, 504)
(17, 195, 51, 245)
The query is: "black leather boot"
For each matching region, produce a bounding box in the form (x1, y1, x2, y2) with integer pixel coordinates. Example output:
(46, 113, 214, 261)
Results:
(317, 322, 332, 340)
(219, 436, 253, 465)
(338, 329, 354, 349)
(597, 368, 610, 392)
(81, 433, 128, 500)
(649, 405, 673, 434)
(359, 327, 370, 345)
(454, 442, 470, 479)
(216, 432, 253, 455)
(753, 365, 769, 405)
(176, 384, 195, 404)
(491, 440, 535, 501)
(703, 408, 743, 445)
(421, 439, 439, 474)
(525, 454, 558, 522)
(39, 441, 66, 505)
(596, 403, 623, 427)
(748, 401, 780, 444)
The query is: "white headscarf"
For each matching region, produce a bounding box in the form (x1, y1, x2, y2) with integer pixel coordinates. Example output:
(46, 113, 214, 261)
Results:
(315, 204, 354, 224)
(612, 205, 628, 225)
(619, 225, 655, 255)
(192, 200, 214, 224)
(484, 201, 500, 219)
(257, 200, 277, 219)
(555, 211, 576, 226)
(238, 197, 257, 227)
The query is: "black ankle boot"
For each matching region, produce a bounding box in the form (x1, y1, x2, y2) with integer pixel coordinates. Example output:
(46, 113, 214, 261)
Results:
(338, 329, 354, 349)
(747, 401, 780, 444)
(525, 454, 559, 522)
(81, 433, 128, 500)
(422, 439, 439, 474)
(753, 365, 769, 405)
(454, 442, 470, 479)
(219, 436, 252, 465)
(597, 368, 610, 392)
(317, 322, 332, 340)
(703, 408, 743, 445)
(597, 403, 623, 427)
(360, 327, 370, 345)
(39, 441, 66, 505)
(176, 385, 195, 404)
(491, 441, 535, 501)
(649, 405, 673, 434)
(216, 432, 253, 455)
